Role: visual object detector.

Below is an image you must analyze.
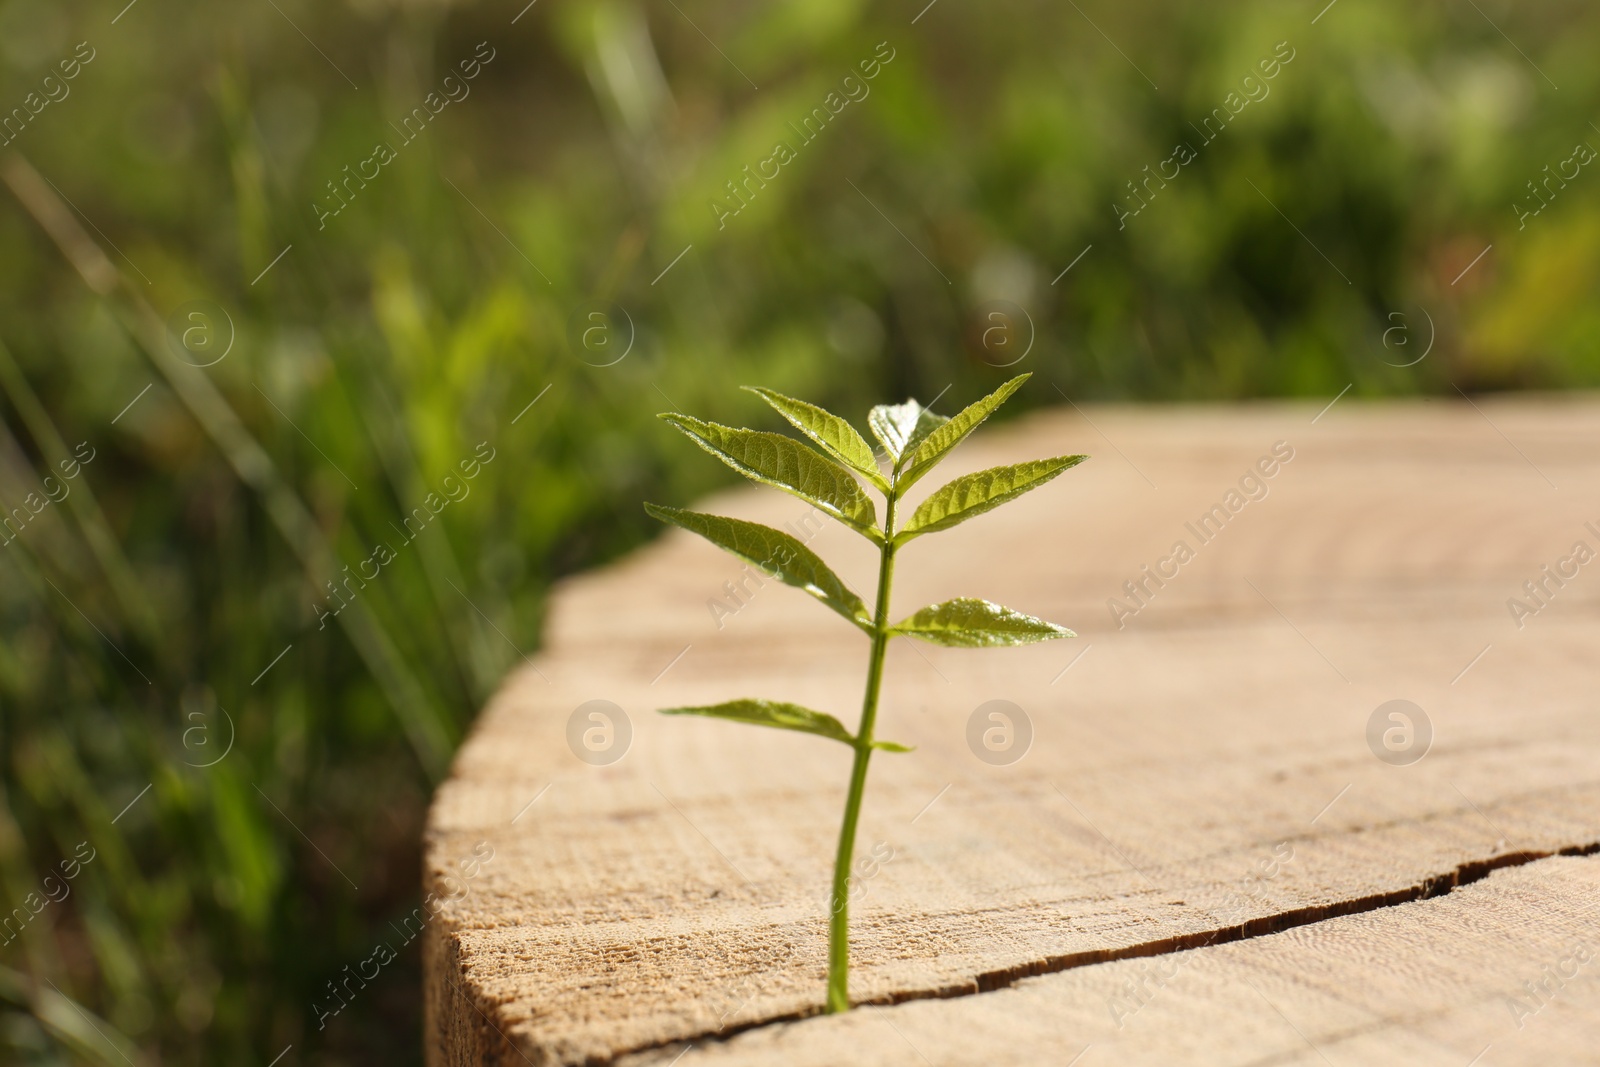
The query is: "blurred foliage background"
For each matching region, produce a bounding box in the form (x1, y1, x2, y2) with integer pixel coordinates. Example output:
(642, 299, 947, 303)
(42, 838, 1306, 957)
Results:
(0, 0, 1595, 1062)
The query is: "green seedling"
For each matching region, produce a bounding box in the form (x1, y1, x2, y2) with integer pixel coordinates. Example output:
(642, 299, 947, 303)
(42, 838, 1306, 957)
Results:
(646, 372, 1086, 1012)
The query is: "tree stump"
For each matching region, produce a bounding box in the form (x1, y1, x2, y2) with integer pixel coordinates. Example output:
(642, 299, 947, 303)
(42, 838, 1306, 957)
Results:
(424, 398, 1600, 1066)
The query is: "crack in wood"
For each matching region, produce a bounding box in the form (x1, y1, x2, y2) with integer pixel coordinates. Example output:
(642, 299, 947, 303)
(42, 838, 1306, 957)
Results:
(608, 840, 1600, 1067)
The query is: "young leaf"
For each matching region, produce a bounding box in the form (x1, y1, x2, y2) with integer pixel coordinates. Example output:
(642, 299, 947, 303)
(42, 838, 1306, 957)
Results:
(891, 597, 1074, 647)
(898, 373, 1031, 490)
(867, 400, 949, 468)
(660, 414, 880, 536)
(897, 455, 1087, 542)
(900, 408, 950, 466)
(654, 382, 1085, 1014)
(744, 387, 887, 489)
(644, 503, 870, 629)
(659, 698, 856, 746)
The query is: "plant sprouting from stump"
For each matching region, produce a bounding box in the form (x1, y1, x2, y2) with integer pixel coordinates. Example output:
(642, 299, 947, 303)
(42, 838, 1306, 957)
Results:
(645, 373, 1086, 1013)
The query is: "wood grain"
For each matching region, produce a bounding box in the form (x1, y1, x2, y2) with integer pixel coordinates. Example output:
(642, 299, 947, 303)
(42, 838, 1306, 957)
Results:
(618, 855, 1600, 1067)
(423, 397, 1600, 1066)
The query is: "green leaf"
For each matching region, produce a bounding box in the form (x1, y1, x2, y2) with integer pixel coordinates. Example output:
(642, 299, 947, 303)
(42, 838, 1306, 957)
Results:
(659, 698, 855, 745)
(900, 408, 950, 466)
(898, 373, 1031, 490)
(644, 504, 870, 629)
(660, 414, 879, 536)
(871, 740, 914, 753)
(891, 597, 1075, 647)
(868, 400, 949, 468)
(898, 455, 1087, 541)
(744, 387, 887, 489)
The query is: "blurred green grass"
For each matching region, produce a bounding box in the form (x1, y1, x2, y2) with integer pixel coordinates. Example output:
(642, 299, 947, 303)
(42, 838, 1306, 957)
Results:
(0, 0, 1596, 1061)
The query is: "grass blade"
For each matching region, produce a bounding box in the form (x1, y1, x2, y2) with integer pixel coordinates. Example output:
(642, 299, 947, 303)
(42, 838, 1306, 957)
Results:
(1, 151, 455, 779)
(0, 338, 163, 649)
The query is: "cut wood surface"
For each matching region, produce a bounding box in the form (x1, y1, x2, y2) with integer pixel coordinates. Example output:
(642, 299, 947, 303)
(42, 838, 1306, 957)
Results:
(423, 397, 1600, 1067)
(615, 855, 1600, 1067)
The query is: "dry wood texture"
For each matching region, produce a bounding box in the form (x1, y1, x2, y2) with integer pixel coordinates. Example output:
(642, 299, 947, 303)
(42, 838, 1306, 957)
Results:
(616, 855, 1600, 1066)
(423, 397, 1600, 1066)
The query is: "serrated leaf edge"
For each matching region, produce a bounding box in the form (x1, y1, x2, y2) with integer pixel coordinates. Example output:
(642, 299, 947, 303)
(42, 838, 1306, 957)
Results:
(659, 698, 856, 745)
(895, 454, 1088, 543)
(743, 386, 889, 490)
(888, 596, 1077, 645)
(644, 503, 872, 632)
(659, 412, 882, 538)
(897, 373, 1031, 490)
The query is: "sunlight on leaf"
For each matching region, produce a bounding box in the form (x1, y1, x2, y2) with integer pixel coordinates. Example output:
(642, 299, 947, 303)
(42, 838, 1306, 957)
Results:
(900, 407, 950, 468)
(644, 504, 870, 629)
(745, 386, 887, 489)
(654, 382, 1086, 1014)
(898, 455, 1087, 541)
(898, 373, 1031, 490)
(660, 698, 856, 745)
(891, 597, 1074, 647)
(868, 400, 948, 467)
(659, 413, 880, 536)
